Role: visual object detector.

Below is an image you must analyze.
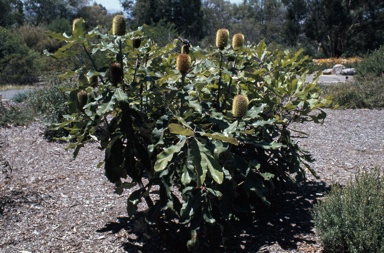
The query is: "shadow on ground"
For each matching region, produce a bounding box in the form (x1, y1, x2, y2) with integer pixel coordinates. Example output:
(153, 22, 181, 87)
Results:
(97, 180, 329, 253)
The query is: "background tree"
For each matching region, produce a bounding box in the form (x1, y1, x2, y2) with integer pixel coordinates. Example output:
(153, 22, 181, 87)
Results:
(201, 0, 235, 45)
(0, 0, 24, 27)
(290, 0, 384, 57)
(281, 0, 307, 47)
(77, 3, 114, 31)
(122, 0, 204, 40)
(23, 0, 90, 26)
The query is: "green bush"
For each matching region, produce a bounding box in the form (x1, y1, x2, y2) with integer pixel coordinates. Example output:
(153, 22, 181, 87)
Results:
(46, 18, 332, 251)
(320, 76, 384, 109)
(0, 27, 41, 84)
(26, 80, 70, 124)
(17, 25, 62, 53)
(313, 168, 384, 253)
(46, 18, 71, 34)
(11, 91, 30, 103)
(0, 79, 70, 129)
(0, 100, 35, 127)
(357, 46, 384, 77)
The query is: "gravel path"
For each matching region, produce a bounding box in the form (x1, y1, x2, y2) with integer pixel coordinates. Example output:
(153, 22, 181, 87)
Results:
(1, 108, 383, 252)
(292, 109, 384, 184)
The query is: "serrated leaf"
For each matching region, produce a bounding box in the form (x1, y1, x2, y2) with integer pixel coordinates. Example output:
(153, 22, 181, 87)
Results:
(189, 139, 205, 186)
(181, 168, 192, 186)
(58, 70, 76, 80)
(174, 116, 193, 130)
(187, 97, 202, 113)
(261, 172, 275, 181)
(72, 18, 85, 38)
(169, 123, 194, 136)
(201, 132, 239, 146)
(154, 138, 186, 172)
(201, 152, 223, 184)
(196, 140, 223, 184)
(114, 88, 129, 102)
(97, 97, 116, 114)
(224, 120, 238, 135)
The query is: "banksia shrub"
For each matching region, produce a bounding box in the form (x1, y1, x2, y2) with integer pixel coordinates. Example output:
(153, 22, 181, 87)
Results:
(112, 15, 126, 36)
(77, 90, 87, 111)
(176, 53, 191, 76)
(109, 62, 123, 86)
(232, 94, 249, 118)
(132, 37, 141, 48)
(232, 33, 245, 49)
(216, 29, 229, 50)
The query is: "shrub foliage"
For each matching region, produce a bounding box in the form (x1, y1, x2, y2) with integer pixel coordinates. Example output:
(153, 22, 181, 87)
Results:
(313, 168, 384, 253)
(320, 75, 384, 109)
(0, 27, 41, 84)
(357, 46, 384, 77)
(47, 18, 331, 250)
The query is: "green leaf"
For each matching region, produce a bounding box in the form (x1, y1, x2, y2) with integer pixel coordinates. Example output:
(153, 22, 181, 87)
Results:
(78, 73, 88, 86)
(72, 18, 85, 38)
(224, 120, 238, 136)
(58, 70, 75, 80)
(189, 139, 206, 186)
(97, 97, 116, 114)
(174, 116, 193, 130)
(181, 165, 193, 186)
(154, 138, 186, 172)
(114, 88, 129, 102)
(201, 132, 239, 146)
(169, 123, 194, 136)
(196, 140, 223, 184)
(261, 172, 275, 181)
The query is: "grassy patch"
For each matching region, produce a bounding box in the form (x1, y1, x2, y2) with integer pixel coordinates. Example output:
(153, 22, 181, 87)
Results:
(0, 84, 35, 91)
(320, 76, 384, 109)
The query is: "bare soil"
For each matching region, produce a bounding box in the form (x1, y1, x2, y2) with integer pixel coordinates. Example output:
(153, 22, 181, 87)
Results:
(1, 109, 384, 252)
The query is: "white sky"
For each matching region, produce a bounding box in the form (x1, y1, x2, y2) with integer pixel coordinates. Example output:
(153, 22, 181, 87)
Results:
(93, 0, 243, 13)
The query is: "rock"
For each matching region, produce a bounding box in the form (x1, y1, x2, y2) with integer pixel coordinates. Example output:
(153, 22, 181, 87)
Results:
(322, 68, 333, 75)
(332, 64, 346, 75)
(341, 68, 355, 75)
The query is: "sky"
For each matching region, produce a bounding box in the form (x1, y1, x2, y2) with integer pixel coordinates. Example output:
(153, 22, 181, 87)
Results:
(94, 0, 243, 13)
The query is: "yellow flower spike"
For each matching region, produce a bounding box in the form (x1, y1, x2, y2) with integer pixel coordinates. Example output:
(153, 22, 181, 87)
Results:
(110, 62, 123, 86)
(176, 54, 191, 76)
(232, 94, 249, 118)
(112, 15, 126, 36)
(232, 33, 245, 49)
(216, 29, 229, 50)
